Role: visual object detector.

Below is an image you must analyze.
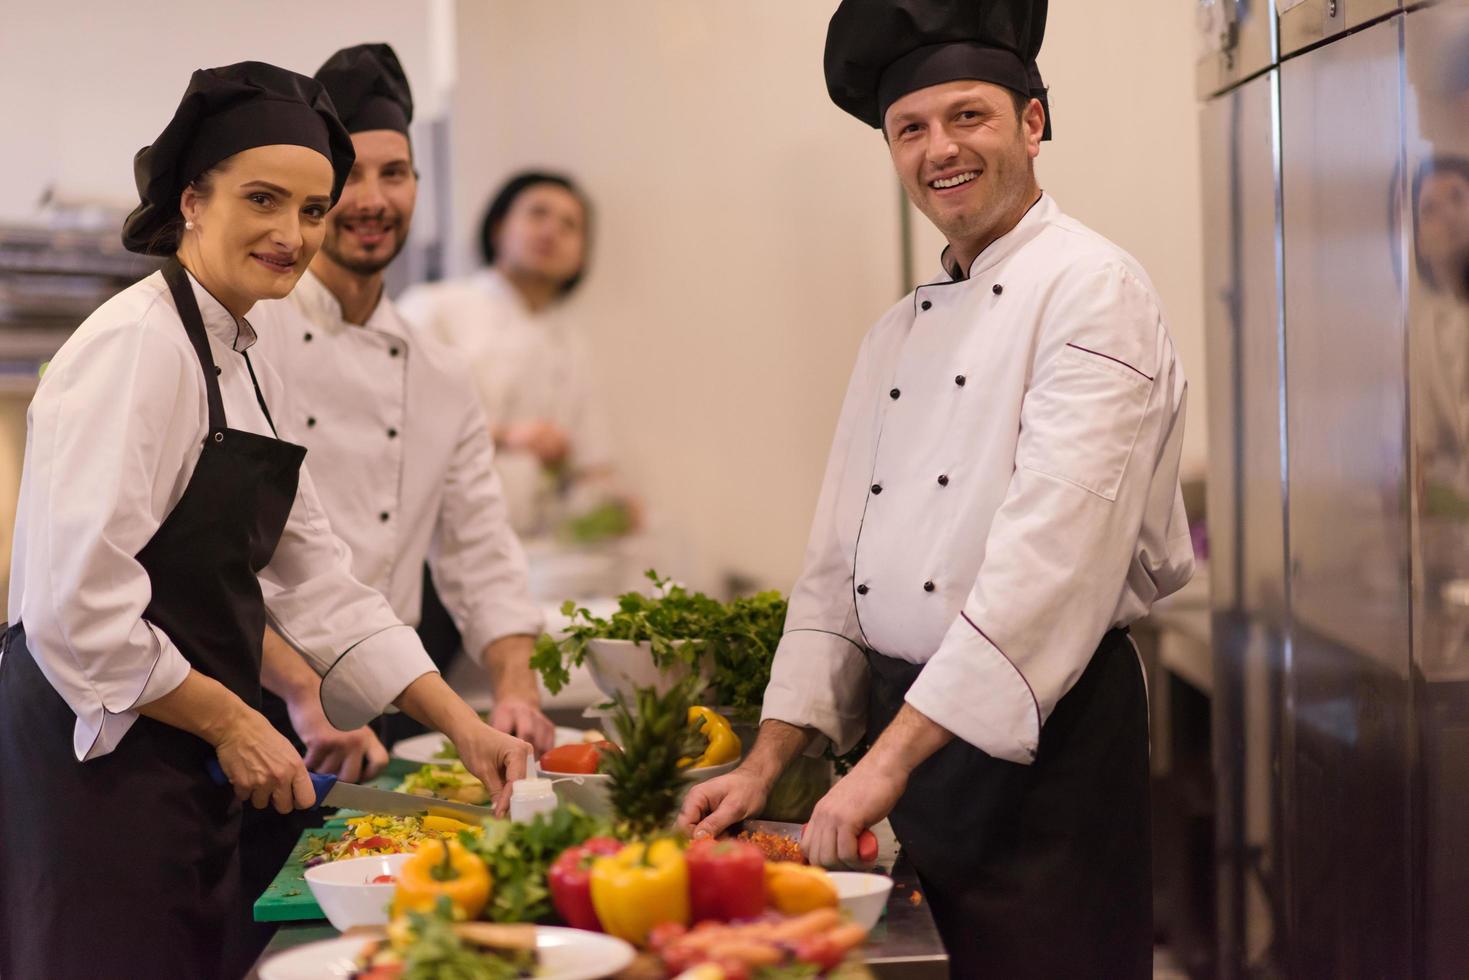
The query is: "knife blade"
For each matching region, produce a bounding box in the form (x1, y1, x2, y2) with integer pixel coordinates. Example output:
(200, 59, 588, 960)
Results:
(206, 759, 496, 823)
(319, 778, 496, 823)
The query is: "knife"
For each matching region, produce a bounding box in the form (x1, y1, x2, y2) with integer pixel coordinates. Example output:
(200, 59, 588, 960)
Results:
(738, 818, 880, 866)
(205, 759, 496, 824)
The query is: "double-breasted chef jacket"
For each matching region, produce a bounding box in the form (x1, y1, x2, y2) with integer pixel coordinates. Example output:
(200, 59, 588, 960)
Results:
(761, 193, 1195, 763)
(4, 269, 438, 762)
(397, 270, 616, 536)
(251, 271, 542, 656)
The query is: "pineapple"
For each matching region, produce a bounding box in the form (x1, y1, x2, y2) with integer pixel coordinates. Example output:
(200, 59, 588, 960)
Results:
(603, 676, 710, 837)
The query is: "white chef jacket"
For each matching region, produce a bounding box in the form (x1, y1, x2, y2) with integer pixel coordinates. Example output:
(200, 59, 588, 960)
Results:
(397, 270, 615, 534)
(250, 271, 542, 658)
(761, 194, 1195, 765)
(5, 269, 437, 762)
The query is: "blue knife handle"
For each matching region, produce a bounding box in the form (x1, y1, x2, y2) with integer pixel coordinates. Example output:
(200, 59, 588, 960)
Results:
(206, 758, 338, 807)
(309, 771, 338, 806)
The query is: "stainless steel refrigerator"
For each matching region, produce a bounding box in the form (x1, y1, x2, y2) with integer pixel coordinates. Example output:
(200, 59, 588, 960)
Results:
(1199, 0, 1469, 974)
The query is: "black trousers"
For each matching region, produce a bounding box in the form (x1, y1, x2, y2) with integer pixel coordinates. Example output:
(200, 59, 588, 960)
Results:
(866, 628, 1152, 980)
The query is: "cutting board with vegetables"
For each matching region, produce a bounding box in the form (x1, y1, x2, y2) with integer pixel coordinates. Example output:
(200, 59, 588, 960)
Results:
(252, 820, 345, 922)
(253, 762, 423, 923)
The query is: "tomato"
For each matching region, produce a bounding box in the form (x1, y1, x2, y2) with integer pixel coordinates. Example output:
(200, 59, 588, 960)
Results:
(350, 836, 394, 852)
(538, 741, 617, 775)
(370, 874, 397, 885)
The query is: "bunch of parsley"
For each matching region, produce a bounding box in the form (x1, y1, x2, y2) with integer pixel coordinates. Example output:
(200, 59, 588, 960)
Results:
(461, 806, 615, 924)
(530, 570, 788, 721)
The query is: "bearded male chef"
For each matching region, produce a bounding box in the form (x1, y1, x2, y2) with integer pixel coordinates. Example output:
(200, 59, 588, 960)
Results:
(244, 44, 550, 902)
(679, 2, 1193, 976)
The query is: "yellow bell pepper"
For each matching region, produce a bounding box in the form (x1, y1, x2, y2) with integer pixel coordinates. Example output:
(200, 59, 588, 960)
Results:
(391, 838, 492, 921)
(680, 707, 741, 769)
(420, 814, 476, 835)
(764, 861, 838, 915)
(589, 839, 690, 946)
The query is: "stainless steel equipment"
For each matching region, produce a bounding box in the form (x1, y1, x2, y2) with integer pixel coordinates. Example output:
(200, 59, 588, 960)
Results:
(1201, 0, 1469, 975)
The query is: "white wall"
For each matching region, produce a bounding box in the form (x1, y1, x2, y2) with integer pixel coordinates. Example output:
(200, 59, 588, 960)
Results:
(450, 1, 1208, 590)
(0, 0, 442, 221)
(450, 1, 904, 590)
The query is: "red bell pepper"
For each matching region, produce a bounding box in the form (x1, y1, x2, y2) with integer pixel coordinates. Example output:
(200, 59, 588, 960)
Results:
(686, 837, 767, 923)
(548, 836, 624, 931)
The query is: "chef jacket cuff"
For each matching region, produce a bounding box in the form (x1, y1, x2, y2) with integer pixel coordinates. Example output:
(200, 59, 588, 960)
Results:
(760, 628, 869, 756)
(905, 615, 1041, 766)
(79, 628, 193, 761)
(319, 625, 437, 730)
(462, 601, 545, 666)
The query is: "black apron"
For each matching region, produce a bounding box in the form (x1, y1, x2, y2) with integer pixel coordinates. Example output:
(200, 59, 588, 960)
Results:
(866, 627, 1151, 980)
(0, 259, 307, 980)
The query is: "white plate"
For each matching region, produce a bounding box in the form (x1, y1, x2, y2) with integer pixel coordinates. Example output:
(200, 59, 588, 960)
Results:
(259, 926, 635, 980)
(393, 727, 592, 764)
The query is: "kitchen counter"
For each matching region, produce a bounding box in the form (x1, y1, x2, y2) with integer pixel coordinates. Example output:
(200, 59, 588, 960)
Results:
(246, 852, 948, 979)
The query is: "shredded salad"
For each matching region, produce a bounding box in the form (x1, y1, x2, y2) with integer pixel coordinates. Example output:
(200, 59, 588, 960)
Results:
(303, 814, 482, 868)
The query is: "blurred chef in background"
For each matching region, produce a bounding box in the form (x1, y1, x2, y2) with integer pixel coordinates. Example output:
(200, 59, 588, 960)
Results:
(398, 172, 634, 541)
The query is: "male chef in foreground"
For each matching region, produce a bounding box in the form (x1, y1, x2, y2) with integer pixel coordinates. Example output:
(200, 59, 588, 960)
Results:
(678, 2, 1193, 977)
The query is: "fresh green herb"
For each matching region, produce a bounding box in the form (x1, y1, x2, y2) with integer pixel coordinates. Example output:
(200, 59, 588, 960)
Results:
(531, 570, 787, 722)
(559, 500, 634, 544)
(433, 740, 460, 761)
(462, 806, 617, 923)
(399, 899, 528, 980)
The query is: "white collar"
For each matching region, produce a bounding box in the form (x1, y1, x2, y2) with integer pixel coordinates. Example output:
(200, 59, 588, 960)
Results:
(291, 268, 407, 341)
(937, 191, 1056, 283)
(180, 269, 257, 352)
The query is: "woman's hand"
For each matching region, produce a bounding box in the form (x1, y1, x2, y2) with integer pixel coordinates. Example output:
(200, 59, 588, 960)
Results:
(214, 705, 316, 814)
(446, 720, 531, 817)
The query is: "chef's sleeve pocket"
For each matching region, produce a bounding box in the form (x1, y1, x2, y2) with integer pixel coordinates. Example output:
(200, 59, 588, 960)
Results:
(1017, 343, 1154, 501)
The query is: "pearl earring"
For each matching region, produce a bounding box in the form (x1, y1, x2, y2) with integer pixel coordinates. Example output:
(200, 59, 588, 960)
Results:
(185, 220, 195, 231)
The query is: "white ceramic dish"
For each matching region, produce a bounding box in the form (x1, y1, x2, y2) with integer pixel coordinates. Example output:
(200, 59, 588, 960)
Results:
(829, 871, 895, 932)
(258, 925, 636, 980)
(393, 727, 592, 764)
(583, 638, 714, 702)
(303, 853, 411, 931)
(535, 757, 741, 818)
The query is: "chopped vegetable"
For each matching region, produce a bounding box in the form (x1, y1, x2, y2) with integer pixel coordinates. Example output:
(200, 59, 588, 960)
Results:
(307, 815, 482, 866)
(736, 831, 803, 864)
(397, 763, 490, 805)
(392, 839, 492, 921)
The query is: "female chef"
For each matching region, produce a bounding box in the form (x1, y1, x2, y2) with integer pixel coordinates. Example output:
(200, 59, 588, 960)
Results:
(0, 62, 528, 980)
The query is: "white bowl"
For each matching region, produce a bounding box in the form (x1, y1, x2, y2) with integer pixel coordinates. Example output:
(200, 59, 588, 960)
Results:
(830, 871, 894, 931)
(583, 638, 713, 702)
(535, 757, 740, 819)
(304, 853, 412, 931)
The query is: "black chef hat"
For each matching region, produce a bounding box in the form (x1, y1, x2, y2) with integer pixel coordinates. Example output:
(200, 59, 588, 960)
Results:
(315, 43, 413, 135)
(825, 0, 1052, 140)
(122, 61, 355, 256)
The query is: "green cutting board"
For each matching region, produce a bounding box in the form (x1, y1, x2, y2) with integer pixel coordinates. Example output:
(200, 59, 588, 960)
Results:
(252, 759, 428, 923)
